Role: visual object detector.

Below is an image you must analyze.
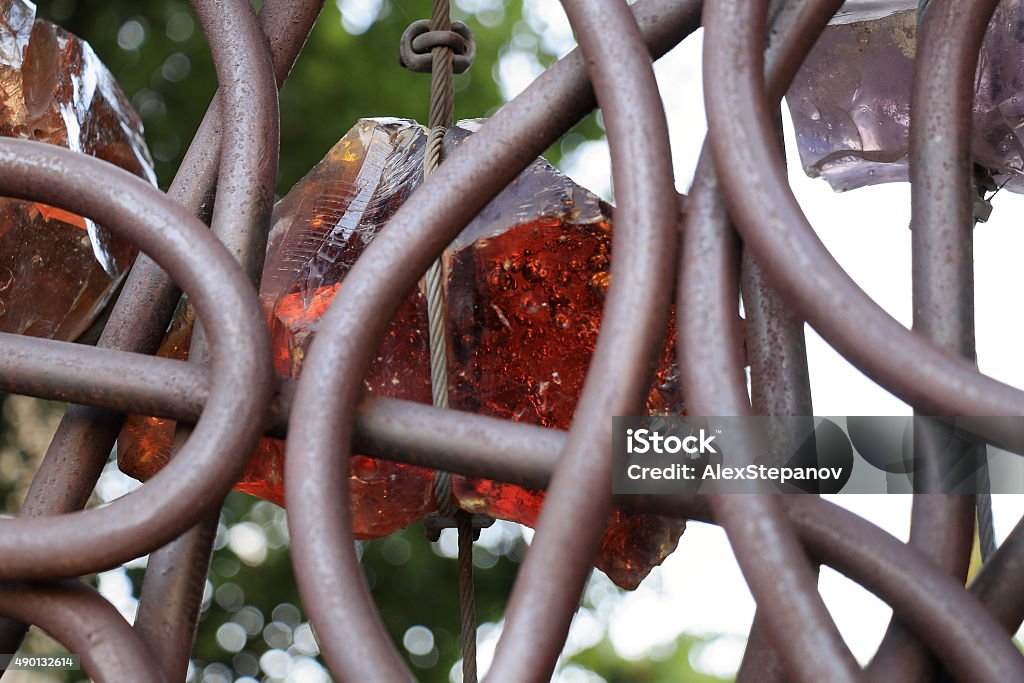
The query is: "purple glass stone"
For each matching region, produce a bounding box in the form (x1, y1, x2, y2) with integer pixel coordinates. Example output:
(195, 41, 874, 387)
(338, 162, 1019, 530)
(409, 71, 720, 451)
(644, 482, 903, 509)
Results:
(787, 0, 1024, 194)
(786, 10, 917, 192)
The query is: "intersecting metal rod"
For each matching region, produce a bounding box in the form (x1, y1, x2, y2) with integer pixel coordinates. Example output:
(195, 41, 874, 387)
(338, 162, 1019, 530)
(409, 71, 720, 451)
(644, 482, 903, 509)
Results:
(0, 140, 274, 580)
(734, 7, 818, 680)
(0, 0, 1022, 679)
(2, 315, 1022, 678)
(705, 3, 1024, 417)
(132, 0, 282, 678)
(702, 0, 1024, 681)
(691, 1, 860, 681)
(867, 2, 996, 682)
(0, 0, 322, 662)
(14, 0, 321, 534)
(7, 335, 1024, 459)
(8, 360, 1005, 683)
(0, 582, 165, 683)
(485, 0, 677, 679)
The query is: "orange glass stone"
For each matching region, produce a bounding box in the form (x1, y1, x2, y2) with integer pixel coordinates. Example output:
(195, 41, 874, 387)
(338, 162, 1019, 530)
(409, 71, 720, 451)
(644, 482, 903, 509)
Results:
(0, 0, 155, 339)
(119, 118, 684, 589)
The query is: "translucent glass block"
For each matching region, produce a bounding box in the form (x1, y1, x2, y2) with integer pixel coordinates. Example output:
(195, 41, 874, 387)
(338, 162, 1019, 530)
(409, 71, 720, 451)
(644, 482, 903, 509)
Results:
(119, 118, 684, 589)
(0, 0, 154, 339)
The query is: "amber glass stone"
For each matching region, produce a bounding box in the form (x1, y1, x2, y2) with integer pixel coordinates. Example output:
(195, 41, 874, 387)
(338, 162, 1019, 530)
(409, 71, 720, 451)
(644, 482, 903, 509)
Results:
(119, 118, 684, 589)
(0, 0, 155, 339)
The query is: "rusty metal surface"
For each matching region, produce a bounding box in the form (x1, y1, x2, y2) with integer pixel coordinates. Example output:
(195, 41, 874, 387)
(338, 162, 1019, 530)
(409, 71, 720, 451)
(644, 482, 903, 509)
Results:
(866, 2, 996, 682)
(0, 139, 273, 580)
(0, 0, 1022, 681)
(695, 3, 861, 682)
(129, 0, 282, 678)
(0, 582, 165, 683)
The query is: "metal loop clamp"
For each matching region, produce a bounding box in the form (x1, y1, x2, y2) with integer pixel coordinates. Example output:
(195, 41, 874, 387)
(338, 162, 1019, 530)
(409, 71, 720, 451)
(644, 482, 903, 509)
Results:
(399, 19, 476, 74)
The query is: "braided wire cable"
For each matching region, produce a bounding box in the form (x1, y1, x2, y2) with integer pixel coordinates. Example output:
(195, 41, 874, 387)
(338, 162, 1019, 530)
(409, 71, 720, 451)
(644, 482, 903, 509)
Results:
(428, 0, 455, 129)
(418, 2, 479, 679)
(457, 509, 480, 683)
(978, 474, 998, 561)
(423, 128, 459, 519)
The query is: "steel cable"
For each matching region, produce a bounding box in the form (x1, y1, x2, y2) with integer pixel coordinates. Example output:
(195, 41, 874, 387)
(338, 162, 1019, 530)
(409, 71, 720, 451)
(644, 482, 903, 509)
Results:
(416, 0, 480, 678)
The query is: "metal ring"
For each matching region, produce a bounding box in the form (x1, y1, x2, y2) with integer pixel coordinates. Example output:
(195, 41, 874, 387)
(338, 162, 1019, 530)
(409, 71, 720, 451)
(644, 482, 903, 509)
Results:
(399, 19, 475, 74)
(0, 139, 274, 580)
(411, 27, 466, 55)
(0, 582, 165, 683)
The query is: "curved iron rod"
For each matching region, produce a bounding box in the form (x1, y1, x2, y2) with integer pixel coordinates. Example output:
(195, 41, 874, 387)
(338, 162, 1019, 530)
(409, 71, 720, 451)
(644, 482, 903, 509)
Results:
(641, 494, 1024, 683)
(17, 0, 322, 526)
(867, 1, 997, 681)
(704, 0, 1024, 419)
(0, 0, 322, 661)
(0, 582, 165, 683)
(736, 9, 816, 668)
(704, 0, 1024, 680)
(1, 1, 1019, 677)
(970, 514, 1024, 633)
(281, 0, 702, 680)
(185, 0, 280, 284)
(0, 140, 274, 580)
(689, 1, 861, 681)
(735, 72, 814, 683)
(132, 0, 282, 678)
(485, 0, 677, 679)
(778, 497, 1024, 683)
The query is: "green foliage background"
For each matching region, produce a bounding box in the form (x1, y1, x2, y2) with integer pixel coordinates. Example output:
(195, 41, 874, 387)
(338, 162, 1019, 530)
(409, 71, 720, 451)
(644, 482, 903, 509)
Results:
(0, 2, 726, 682)
(38, 0, 604, 194)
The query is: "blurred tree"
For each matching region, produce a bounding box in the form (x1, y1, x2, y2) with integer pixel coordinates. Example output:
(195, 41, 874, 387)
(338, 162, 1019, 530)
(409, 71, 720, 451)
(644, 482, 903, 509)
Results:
(35, 0, 602, 195)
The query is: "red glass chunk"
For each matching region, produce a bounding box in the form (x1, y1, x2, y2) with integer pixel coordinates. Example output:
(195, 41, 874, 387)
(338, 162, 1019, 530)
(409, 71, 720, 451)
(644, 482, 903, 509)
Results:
(0, 0, 155, 339)
(119, 118, 684, 588)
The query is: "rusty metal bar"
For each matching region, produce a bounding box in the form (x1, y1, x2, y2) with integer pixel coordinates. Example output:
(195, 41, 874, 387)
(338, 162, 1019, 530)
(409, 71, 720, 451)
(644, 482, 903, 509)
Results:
(0, 0, 1021, 679)
(13, 0, 322, 531)
(703, 2, 1024, 682)
(8, 327, 1024, 466)
(0, 0, 322, 661)
(704, 0, 1024, 417)
(736, 12, 816, 671)
(693, 2, 861, 681)
(10, 361, 1007, 683)
(2, 305, 1022, 677)
(486, 0, 678, 679)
